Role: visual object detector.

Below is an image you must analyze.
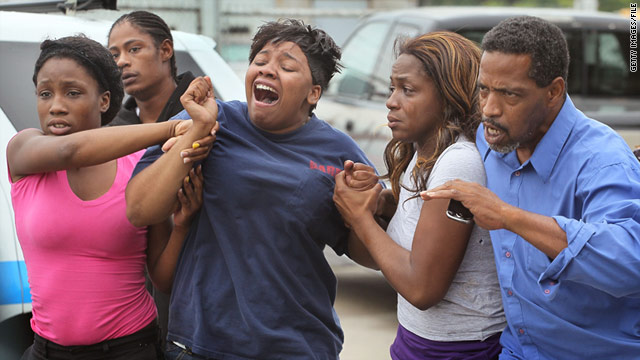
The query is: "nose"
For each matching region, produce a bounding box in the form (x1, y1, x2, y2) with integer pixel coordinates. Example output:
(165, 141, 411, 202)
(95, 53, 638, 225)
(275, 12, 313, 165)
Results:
(258, 62, 276, 79)
(116, 52, 129, 69)
(481, 91, 501, 119)
(49, 94, 67, 115)
(386, 89, 398, 110)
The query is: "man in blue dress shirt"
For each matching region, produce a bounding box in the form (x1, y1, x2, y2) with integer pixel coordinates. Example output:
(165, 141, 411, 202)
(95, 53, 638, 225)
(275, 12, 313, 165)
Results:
(423, 16, 640, 359)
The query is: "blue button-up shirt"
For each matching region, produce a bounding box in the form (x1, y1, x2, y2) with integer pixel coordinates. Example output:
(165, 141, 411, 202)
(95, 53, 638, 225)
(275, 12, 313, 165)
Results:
(477, 96, 640, 359)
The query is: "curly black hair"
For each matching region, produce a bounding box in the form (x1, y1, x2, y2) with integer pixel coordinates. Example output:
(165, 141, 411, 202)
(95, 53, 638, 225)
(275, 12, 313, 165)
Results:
(33, 35, 124, 126)
(249, 19, 342, 113)
(109, 10, 177, 80)
(482, 16, 569, 89)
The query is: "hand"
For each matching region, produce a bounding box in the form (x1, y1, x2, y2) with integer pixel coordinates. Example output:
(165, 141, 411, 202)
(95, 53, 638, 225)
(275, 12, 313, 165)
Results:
(180, 76, 218, 133)
(333, 169, 382, 228)
(173, 165, 204, 229)
(420, 179, 511, 230)
(343, 160, 378, 190)
(163, 121, 220, 163)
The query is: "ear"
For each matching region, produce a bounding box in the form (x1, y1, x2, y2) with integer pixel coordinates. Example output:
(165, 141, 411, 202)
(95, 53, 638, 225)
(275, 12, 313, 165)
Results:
(159, 39, 174, 62)
(547, 76, 565, 107)
(306, 84, 322, 106)
(99, 91, 110, 114)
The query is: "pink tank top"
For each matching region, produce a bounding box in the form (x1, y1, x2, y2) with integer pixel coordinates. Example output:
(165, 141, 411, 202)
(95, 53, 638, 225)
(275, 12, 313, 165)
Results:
(9, 150, 156, 346)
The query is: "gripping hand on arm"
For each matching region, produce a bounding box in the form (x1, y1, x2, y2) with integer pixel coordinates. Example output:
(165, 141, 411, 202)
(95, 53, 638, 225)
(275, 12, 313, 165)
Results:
(421, 179, 567, 258)
(126, 76, 218, 226)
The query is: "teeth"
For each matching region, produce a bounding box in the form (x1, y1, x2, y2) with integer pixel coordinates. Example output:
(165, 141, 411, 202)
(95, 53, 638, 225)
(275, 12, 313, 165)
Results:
(53, 124, 66, 128)
(487, 127, 501, 136)
(256, 84, 276, 93)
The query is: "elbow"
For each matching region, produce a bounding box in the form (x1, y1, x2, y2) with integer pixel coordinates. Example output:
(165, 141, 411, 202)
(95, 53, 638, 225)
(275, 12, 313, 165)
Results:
(126, 203, 146, 227)
(405, 289, 445, 311)
(126, 187, 149, 227)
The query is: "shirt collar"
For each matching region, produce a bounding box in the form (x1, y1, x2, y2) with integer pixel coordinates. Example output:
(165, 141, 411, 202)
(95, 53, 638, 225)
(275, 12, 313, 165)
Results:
(528, 95, 578, 182)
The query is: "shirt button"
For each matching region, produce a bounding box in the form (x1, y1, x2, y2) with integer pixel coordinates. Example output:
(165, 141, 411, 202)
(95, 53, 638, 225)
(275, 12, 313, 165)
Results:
(544, 289, 551, 294)
(519, 328, 525, 335)
(505, 251, 511, 258)
(515, 171, 521, 176)
(507, 290, 513, 296)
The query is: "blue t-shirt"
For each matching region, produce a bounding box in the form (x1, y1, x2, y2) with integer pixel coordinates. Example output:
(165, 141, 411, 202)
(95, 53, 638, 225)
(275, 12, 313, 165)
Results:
(477, 96, 640, 359)
(133, 100, 372, 360)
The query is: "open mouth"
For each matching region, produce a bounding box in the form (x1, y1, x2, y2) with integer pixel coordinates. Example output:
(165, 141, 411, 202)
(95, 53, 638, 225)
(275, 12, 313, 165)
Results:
(254, 83, 279, 105)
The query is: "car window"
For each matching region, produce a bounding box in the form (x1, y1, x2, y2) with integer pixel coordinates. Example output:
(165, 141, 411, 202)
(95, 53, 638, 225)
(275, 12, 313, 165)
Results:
(583, 30, 639, 96)
(327, 21, 391, 100)
(370, 22, 421, 102)
(0, 41, 41, 131)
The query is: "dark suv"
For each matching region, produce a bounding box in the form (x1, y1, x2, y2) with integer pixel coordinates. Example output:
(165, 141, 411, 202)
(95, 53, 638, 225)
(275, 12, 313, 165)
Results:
(316, 7, 639, 171)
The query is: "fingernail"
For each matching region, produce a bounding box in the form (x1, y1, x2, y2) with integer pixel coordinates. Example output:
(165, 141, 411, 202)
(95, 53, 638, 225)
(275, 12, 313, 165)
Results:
(192, 142, 200, 149)
(185, 176, 190, 183)
(211, 130, 216, 135)
(180, 151, 188, 158)
(184, 158, 191, 164)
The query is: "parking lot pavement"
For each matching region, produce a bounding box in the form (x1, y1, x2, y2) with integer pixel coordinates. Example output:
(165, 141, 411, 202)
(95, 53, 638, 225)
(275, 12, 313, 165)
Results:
(326, 250, 398, 360)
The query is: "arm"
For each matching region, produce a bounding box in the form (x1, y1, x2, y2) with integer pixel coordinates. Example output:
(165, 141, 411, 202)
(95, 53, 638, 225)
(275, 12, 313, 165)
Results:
(126, 77, 217, 226)
(147, 166, 203, 293)
(334, 171, 473, 310)
(423, 169, 640, 298)
(421, 180, 567, 258)
(7, 121, 180, 183)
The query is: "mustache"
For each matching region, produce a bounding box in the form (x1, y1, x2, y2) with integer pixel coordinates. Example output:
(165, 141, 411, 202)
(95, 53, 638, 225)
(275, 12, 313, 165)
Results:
(482, 117, 508, 133)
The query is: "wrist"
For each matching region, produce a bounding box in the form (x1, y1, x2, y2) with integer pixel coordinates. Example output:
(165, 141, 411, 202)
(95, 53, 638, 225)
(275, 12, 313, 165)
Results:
(350, 212, 377, 236)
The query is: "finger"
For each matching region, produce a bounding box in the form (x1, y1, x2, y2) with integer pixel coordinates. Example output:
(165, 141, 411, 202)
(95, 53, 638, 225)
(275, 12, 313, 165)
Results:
(334, 170, 347, 188)
(194, 134, 216, 147)
(351, 170, 379, 181)
(348, 178, 378, 190)
(162, 136, 179, 152)
(182, 172, 196, 198)
(352, 162, 375, 174)
(177, 188, 189, 207)
(420, 189, 455, 201)
(343, 160, 354, 171)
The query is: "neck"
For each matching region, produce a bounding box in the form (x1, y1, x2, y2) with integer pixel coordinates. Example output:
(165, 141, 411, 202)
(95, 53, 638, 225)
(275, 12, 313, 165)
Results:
(136, 76, 177, 124)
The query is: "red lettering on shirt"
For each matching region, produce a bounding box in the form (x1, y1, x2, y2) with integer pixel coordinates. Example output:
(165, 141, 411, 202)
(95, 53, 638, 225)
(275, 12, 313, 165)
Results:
(309, 160, 343, 177)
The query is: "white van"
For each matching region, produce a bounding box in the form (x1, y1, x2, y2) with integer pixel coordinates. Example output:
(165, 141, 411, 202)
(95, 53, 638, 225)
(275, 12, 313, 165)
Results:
(0, 10, 244, 357)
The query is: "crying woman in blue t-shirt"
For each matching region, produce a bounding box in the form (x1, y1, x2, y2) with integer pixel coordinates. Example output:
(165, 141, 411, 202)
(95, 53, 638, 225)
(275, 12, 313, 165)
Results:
(125, 18, 378, 360)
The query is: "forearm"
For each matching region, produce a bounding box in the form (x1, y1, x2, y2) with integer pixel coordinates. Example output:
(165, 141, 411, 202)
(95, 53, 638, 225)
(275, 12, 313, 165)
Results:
(127, 124, 210, 226)
(346, 231, 379, 270)
(70, 122, 177, 164)
(350, 215, 442, 309)
(147, 223, 190, 294)
(503, 206, 567, 258)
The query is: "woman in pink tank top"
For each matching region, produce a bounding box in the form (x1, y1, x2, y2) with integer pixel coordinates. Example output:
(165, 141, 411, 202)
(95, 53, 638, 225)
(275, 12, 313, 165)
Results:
(6, 35, 218, 360)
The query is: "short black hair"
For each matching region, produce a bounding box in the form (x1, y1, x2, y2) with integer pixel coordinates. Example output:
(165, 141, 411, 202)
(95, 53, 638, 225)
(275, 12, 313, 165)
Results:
(109, 10, 177, 79)
(249, 19, 342, 113)
(482, 16, 569, 88)
(33, 35, 124, 126)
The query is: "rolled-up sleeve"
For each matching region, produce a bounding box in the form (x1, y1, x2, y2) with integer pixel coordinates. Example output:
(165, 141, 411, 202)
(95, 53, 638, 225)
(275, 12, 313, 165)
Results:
(540, 162, 640, 298)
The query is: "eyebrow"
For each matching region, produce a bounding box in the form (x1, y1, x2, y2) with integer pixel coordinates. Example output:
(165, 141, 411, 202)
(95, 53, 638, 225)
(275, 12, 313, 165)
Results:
(108, 38, 144, 51)
(37, 79, 85, 87)
(257, 49, 301, 63)
(478, 80, 525, 93)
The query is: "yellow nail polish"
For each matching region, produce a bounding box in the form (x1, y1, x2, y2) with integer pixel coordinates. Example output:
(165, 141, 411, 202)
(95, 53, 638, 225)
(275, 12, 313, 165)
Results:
(192, 142, 200, 149)
(185, 176, 190, 183)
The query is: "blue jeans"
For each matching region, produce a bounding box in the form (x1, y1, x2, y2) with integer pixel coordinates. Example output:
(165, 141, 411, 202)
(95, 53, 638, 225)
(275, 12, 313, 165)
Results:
(164, 341, 217, 360)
